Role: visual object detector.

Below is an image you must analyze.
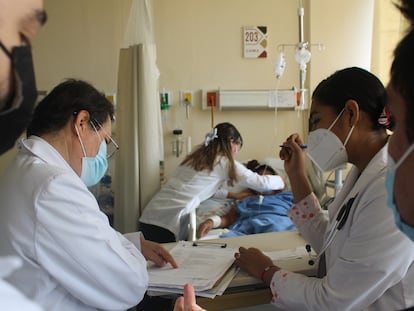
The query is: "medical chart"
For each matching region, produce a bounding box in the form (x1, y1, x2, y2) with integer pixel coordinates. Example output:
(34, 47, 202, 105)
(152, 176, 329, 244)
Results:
(147, 241, 237, 292)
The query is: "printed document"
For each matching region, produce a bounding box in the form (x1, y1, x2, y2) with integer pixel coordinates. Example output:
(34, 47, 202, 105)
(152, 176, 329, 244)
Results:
(148, 241, 237, 292)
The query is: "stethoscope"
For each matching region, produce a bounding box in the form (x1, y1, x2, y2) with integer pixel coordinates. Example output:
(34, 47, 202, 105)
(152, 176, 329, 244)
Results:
(306, 194, 357, 265)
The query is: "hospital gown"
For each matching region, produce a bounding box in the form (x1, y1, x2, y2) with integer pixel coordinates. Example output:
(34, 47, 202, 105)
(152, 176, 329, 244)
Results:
(221, 191, 295, 237)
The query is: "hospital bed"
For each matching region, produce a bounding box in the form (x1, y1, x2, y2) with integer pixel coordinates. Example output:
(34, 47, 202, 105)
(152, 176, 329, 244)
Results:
(189, 157, 344, 241)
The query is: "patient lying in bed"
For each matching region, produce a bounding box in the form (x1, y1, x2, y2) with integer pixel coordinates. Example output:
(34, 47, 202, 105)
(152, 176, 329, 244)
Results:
(196, 160, 296, 239)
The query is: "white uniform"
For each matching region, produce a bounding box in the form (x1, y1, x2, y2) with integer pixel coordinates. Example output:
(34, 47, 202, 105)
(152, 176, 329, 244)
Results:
(270, 143, 414, 310)
(0, 137, 149, 311)
(0, 256, 44, 311)
(140, 157, 284, 240)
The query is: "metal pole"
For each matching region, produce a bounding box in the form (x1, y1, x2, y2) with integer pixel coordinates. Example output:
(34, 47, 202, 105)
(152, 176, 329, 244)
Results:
(298, 0, 306, 108)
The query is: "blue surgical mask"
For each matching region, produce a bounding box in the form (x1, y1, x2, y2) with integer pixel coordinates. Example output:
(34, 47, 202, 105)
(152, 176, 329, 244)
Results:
(80, 141, 108, 187)
(386, 143, 414, 241)
(76, 125, 108, 187)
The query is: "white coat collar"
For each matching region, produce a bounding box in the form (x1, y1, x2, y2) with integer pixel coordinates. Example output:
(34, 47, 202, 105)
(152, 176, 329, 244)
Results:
(18, 136, 77, 175)
(328, 141, 388, 220)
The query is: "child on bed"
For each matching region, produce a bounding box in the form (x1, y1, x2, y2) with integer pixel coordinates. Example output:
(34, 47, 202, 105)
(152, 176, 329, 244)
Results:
(139, 122, 285, 242)
(197, 160, 295, 238)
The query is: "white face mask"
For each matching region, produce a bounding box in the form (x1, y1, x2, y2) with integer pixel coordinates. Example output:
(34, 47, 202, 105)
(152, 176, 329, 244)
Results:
(307, 109, 355, 172)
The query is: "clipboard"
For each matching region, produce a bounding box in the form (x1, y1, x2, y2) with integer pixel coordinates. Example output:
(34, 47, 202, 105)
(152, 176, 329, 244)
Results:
(147, 241, 238, 292)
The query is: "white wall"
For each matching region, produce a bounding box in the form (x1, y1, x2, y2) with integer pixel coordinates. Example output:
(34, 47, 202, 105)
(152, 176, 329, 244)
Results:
(309, 0, 374, 93)
(154, 0, 305, 176)
(154, 0, 376, 178)
(0, 0, 394, 189)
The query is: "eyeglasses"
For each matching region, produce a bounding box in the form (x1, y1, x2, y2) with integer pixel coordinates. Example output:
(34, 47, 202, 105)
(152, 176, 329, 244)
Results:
(90, 120, 120, 159)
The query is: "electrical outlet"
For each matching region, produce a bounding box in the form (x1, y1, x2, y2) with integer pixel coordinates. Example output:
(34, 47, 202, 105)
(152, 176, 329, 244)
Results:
(207, 91, 217, 107)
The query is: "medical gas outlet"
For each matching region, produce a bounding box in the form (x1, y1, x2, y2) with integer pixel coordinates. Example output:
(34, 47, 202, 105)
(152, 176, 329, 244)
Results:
(180, 90, 193, 119)
(160, 90, 172, 110)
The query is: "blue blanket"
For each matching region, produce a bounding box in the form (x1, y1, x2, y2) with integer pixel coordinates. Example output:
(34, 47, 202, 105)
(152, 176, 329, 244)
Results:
(221, 191, 296, 237)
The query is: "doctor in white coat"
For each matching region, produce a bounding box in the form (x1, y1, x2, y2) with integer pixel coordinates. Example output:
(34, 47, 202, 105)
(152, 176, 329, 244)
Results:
(0, 79, 178, 311)
(139, 122, 285, 242)
(235, 67, 414, 310)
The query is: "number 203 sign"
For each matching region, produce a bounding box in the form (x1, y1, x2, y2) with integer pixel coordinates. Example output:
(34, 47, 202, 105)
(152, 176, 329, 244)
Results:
(243, 26, 268, 58)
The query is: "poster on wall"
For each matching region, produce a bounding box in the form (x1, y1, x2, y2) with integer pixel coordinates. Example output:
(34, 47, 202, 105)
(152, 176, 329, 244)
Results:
(243, 26, 268, 58)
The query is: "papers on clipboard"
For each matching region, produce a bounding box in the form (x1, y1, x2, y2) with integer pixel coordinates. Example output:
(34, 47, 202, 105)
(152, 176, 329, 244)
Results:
(264, 245, 314, 261)
(147, 241, 238, 298)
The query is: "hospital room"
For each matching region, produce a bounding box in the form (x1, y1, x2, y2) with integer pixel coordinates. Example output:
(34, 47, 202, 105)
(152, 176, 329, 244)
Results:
(1, 0, 412, 310)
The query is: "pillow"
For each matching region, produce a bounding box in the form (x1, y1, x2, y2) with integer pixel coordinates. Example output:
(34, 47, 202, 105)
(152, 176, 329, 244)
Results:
(261, 157, 291, 191)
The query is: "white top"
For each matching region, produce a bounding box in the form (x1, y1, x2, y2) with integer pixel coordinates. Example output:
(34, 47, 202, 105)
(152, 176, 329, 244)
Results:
(270, 143, 414, 310)
(140, 157, 284, 240)
(0, 136, 149, 311)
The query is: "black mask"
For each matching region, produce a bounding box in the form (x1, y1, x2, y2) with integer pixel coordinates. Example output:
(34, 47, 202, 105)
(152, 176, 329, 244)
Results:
(0, 42, 37, 155)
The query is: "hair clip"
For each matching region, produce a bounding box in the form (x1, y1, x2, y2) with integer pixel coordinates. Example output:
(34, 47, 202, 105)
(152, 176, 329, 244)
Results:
(204, 127, 218, 146)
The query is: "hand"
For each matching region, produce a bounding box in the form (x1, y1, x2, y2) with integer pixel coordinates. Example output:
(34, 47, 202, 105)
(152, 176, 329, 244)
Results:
(280, 133, 312, 202)
(196, 220, 214, 238)
(173, 283, 206, 311)
(279, 133, 307, 178)
(140, 239, 178, 268)
(234, 247, 276, 280)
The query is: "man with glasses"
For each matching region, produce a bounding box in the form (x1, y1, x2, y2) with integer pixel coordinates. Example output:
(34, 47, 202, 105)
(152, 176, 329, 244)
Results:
(0, 79, 178, 311)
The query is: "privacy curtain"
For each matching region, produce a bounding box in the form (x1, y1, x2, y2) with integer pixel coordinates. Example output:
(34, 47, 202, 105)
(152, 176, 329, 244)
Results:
(114, 0, 163, 233)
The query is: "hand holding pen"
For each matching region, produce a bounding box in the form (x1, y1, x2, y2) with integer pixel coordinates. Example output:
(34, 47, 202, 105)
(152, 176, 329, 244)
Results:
(279, 133, 307, 177)
(280, 133, 314, 205)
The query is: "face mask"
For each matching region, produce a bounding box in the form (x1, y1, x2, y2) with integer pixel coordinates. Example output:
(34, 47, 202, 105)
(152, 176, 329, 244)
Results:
(307, 109, 354, 172)
(386, 143, 414, 241)
(0, 42, 37, 155)
(76, 126, 108, 187)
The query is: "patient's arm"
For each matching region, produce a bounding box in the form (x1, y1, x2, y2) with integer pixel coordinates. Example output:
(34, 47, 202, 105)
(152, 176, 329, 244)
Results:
(197, 206, 238, 238)
(227, 189, 255, 200)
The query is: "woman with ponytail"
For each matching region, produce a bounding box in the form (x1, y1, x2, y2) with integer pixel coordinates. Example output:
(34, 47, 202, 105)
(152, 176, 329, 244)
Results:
(139, 122, 285, 242)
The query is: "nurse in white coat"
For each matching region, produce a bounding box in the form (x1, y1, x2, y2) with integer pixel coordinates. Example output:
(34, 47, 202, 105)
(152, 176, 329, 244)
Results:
(0, 79, 178, 311)
(139, 122, 285, 242)
(235, 67, 414, 310)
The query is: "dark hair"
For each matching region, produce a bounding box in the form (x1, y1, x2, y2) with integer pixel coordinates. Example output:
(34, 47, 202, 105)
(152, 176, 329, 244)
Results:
(181, 122, 243, 186)
(245, 159, 276, 175)
(312, 67, 388, 131)
(390, 0, 414, 142)
(27, 79, 114, 137)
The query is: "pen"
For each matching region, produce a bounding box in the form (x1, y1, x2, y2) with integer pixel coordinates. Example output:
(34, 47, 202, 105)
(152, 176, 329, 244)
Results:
(192, 241, 227, 248)
(279, 144, 308, 149)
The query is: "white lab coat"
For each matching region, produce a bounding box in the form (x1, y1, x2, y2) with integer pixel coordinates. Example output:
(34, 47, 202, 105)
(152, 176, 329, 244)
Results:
(270, 143, 414, 310)
(139, 157, 284, 240)
(0, 256, 44, 311)
(0, 137, 149, 311)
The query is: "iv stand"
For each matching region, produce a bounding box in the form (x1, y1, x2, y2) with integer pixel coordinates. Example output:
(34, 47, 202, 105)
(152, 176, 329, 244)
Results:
(276, 0, 324, 110)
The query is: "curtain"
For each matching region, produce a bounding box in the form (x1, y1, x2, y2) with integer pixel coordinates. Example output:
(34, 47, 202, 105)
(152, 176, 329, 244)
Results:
(114, 0, 163, 233)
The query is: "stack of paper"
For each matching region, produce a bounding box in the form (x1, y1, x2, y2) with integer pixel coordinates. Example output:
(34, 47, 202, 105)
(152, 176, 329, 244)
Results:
(147, 241, 238, 298)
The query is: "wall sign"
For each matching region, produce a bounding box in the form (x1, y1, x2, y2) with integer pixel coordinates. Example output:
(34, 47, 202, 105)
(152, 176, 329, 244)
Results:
(243, 26, 268, 58)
